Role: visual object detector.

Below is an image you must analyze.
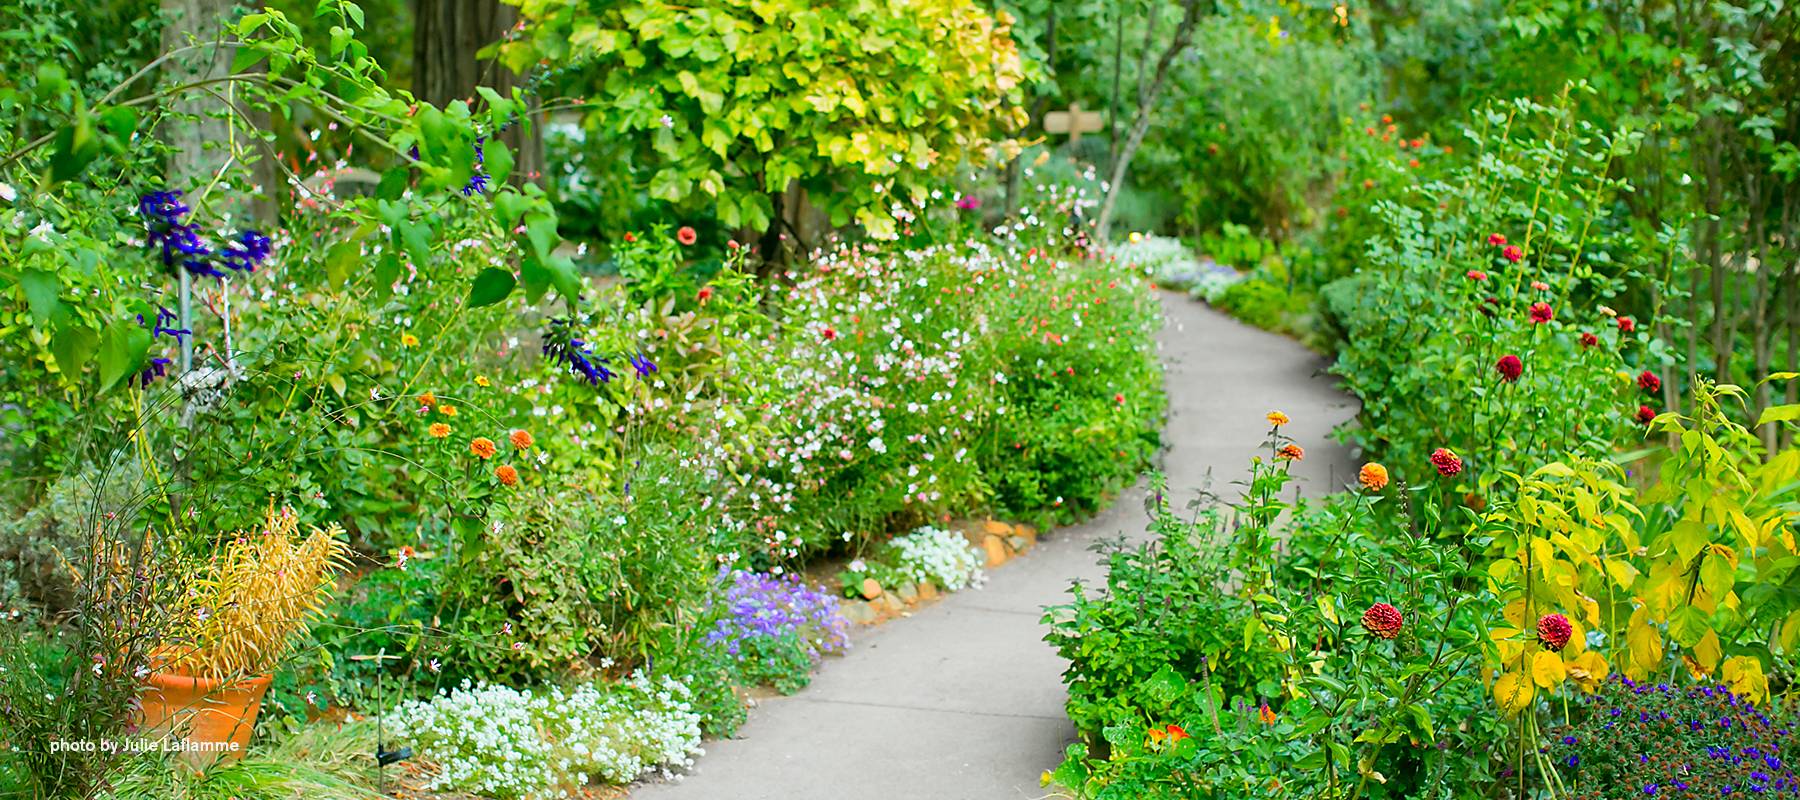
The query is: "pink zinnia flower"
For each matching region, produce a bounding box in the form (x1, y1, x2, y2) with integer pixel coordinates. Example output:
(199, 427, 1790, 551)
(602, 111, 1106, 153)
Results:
(1430, 448, 1463, 477)
(1466, 270, 1488, 282)
(677, 226, 698, 245)
(1536, 613, 1572, 651)
(1361, 603, 1403, 639)
(1487, 233, 1507, 246)
(1502, 245, 1524, 263)
(1529, 302, 1554, 324)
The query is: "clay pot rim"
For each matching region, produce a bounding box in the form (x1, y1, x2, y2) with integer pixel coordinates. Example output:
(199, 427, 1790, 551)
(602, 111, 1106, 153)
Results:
(142, 671, 273, 692)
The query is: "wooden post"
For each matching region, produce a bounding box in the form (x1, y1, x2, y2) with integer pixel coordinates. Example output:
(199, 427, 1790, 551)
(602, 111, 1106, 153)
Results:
(1043, 103, 1105, 146)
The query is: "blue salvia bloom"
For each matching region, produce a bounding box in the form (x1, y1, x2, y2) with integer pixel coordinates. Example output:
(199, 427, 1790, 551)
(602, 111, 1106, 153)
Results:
(542, 319, 612, 386)
(462, 137, 488, 196)
(136, 357, 172, 388)
(137, 306, 191, 344)
(629, 352, 658, 378)
(218, 230, 272, 273)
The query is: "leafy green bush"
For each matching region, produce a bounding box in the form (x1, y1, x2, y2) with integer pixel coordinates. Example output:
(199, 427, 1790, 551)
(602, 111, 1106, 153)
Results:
(1044, 491, 1283, 738)
(1327, 96, 1652, 493)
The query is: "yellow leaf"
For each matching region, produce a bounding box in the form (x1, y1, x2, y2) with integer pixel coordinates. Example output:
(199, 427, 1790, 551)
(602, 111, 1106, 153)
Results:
(1566, 651, 1610, 693)
(1628, 608, 1664, 673)
(1503, 599, 1528, 628)
(1693, 629, 1722, 673)
(1318, 595, 1339, 625)
(1493, 671, 1535, 714)
(1722, 656, 1769, 705)
(1532, 650, 1567, 688)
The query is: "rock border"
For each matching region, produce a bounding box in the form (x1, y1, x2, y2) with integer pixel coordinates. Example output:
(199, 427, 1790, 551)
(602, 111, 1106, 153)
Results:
(838, 519, 1040, 626)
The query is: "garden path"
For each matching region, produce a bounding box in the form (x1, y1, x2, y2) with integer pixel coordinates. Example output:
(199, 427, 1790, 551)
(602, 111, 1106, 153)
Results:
(633, 294, 1358, 799)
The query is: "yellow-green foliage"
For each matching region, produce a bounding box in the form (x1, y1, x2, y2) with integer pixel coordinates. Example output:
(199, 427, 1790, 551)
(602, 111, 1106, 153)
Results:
(159, 507, 350, 680)
(500, 0, 1032, 238)
(1481, 380, 1798, 713)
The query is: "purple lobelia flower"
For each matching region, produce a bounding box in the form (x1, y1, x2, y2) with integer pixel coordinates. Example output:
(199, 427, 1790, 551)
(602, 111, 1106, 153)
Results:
(542, 318, 613, 386)
(705, 569, 850, 661)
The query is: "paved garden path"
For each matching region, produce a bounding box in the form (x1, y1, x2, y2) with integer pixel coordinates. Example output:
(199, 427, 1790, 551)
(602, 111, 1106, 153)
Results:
(634, 294, 1358, 800)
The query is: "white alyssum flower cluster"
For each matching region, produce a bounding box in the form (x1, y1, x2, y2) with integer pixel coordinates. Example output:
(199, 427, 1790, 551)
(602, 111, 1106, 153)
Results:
(889, 525, 986, 591)
(386, 671, 703, 799)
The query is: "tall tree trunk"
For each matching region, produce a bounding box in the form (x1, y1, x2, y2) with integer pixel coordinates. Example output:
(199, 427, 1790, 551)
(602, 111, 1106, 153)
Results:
(1095, 0, 1206, 240)
(161, 0, 240, 372)
(412, 0, 543, 184)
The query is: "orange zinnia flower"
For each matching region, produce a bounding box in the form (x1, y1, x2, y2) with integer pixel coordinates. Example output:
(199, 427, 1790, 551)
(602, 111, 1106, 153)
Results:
(428, 423, 451, 439)
(438, 404, 458, 417)
(495, 465, 520, 486)
(470, 437, 497, 459)
(509, 429, 534, 450)
(1266, 410, 1290, 427)
(1277, 443, 1304, 461)
(1358, 462, 1389, 491)
(417, 392, 437, 407)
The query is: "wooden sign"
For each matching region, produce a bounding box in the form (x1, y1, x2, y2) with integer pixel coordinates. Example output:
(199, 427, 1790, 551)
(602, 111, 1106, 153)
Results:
(1044, 103, 1105, 144)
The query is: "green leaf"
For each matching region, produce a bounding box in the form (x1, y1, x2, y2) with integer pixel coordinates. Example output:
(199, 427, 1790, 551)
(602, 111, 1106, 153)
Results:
(1700, 552, 1736, 599)
(484, 139, 514, 186)
(1758, 404, 1800, 426)
(1668, 605, 1710, 648)
(50, 324, 98, 379)
(49, 109, 100, 183)
(466, 267, 516, 308)
(17, 269, 60, 324)
(325, 240, 360, 287)
(96, 320, 151, 392)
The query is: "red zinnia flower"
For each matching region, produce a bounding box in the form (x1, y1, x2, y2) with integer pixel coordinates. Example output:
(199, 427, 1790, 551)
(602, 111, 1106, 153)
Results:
(1529, 302, 1554, 324)
(1637, 370, 1661, 393)
(1496, 354, 1523, 382)
(1466, 270, 1488, 282)
(822, 327, 838, 341)
(697, 286, 714, 303)
(1579, 332, 1598, 348)
(1362, 603, 1403, 639)
(1277, 443, 1305, 462)
(1115, 393, 1125, 404)
(1502, 245, 1524, 263)
(1430, 448, 1463, 477)
(1487, 233, 1507, 247)
(1636, 404, 1656, 425)
(676, 226, 698, 245)
(623, 232, 636, 243)
(1617, 316, 1636, 333)
(1536, 613, 1573, 651)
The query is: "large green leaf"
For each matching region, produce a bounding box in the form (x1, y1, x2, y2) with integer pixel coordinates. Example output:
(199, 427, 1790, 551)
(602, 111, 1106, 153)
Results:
(97, 320, 151, 392)
(466, 267, 516, 308)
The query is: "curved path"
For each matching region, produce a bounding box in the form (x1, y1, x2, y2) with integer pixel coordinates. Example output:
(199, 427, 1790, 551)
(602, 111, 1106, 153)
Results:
(635, 295, 1358, 799)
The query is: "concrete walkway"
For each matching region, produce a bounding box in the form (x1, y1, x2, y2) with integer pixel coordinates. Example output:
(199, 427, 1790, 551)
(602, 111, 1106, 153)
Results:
(634, 295, 1358, 800)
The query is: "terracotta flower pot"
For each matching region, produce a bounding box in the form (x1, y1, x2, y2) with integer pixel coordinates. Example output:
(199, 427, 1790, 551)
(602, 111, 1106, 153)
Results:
(137, 671, 272, 768)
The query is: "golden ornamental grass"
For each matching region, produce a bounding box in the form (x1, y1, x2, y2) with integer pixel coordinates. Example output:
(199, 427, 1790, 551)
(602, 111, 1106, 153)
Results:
(157, 506, 350, 680)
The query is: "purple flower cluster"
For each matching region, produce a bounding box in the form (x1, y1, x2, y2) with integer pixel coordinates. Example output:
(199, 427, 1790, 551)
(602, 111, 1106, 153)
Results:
(540, 319, 662, 388)
(133, 306, 189, 387)
(705, 569, 850, 661)
(1547, 675, 1799, 798)
(542, 318, 614, 386)
(137, 190, 272, 278)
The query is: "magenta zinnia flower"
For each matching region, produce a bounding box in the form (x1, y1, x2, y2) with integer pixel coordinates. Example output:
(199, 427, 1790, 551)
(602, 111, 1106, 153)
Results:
(1529, 302, 1554, 324)
(1496, 354, 1523, 382)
